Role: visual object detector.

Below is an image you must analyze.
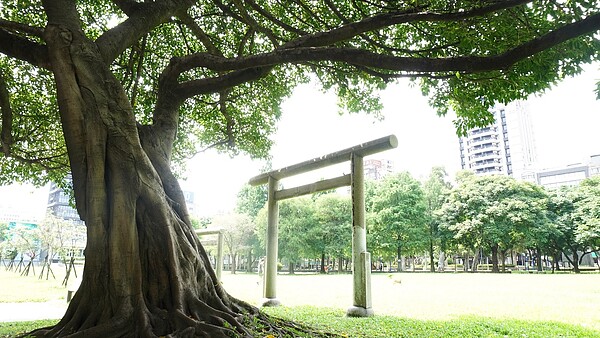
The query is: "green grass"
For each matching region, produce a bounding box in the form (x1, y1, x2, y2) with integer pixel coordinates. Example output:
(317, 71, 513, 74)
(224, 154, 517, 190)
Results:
(0, 268, 70, 303)
(0, 320, 57, 338)
(263, 306, 600, 338)
(3, 270, 600, 336)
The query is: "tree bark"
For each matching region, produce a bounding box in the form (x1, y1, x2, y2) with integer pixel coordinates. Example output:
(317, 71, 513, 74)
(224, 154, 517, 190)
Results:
(490, 245, 499, 273)
(571, 249, 580, 273)
(536, 247, 543, 272)
(429, 237, 435, 273)
(30, 21, 262, 338)
(231, 253, 237, 274)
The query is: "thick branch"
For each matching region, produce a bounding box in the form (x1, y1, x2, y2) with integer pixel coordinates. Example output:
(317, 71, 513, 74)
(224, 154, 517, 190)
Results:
(176, 66, 273, 99)
(0, 70, 13, 154)
(169, 12, 600, 75)
(284, 0, 533, 48)
(97, 0, 195, 63)
(0, 28, 50, 69)
(0, 19, 44, 37)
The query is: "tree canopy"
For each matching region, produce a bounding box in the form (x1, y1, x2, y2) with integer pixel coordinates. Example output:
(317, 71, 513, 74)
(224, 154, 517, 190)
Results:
(1, 1, 599, 186)
(1, 0, 599, 337)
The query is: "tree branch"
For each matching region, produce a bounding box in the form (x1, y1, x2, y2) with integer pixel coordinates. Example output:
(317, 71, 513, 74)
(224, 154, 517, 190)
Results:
(0, 19, 45, 38)
(284, 0, 532, 48)
(176, 66, 273, 99)
(167, 12, 600, 75)
(0, 69, 13, 155)
(0, 28, 50, 69)
(97, 0, 195, 63)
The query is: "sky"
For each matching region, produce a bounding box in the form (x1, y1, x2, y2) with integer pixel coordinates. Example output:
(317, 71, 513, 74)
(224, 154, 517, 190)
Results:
(183, 64, 600, 217)
(1, 65, 598, 220)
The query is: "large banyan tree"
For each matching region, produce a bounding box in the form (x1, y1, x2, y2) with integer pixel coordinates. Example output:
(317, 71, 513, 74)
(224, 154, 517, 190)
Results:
(0, 0, 599, 337)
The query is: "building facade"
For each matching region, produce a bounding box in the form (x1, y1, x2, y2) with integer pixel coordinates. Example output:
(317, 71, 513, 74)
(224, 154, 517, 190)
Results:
(47, 175, 83, 224)
(364, 158, 394, 181)
(459, 101, 537, 181)
(536, 154, 600, 189)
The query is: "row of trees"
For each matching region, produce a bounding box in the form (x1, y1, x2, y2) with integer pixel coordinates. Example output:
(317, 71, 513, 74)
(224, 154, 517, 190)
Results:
(0, 212, 86, 283)
(214, 167, 600, 275)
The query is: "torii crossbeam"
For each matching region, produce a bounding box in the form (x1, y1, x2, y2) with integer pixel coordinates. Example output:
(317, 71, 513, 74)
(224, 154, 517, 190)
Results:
(249, 135, 398, 317)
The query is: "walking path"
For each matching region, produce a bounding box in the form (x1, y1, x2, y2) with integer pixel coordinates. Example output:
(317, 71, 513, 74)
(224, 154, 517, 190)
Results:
(0, 301, 66, 322)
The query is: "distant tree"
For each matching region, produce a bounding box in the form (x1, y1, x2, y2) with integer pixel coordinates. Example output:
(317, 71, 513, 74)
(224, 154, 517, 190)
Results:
(573, 177, 600, 256)
(190, 216, 212, 230)
(211, 213, 254, 274)
(371, 172, 428, 271)
(423, 166, 452, 272)
(440, 175, 548, 272)
(314, 194, 352, 272)
(8, 224, 38, 275)
(236, 184, 268, 219)
(546, 187, 582, 272)
(257, 197, 316, 274)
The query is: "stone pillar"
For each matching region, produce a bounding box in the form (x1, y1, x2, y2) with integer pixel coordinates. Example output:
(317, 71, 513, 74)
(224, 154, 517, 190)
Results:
(261, 176, 280, 307)
(347, 153, 373, 317)
(216, 231, 224, 281)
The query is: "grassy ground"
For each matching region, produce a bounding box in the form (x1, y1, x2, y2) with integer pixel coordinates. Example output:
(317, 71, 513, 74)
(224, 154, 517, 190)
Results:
(221, 271, 600, 330)
(0, 265, 72, 303)
(2, 267, 600, 336)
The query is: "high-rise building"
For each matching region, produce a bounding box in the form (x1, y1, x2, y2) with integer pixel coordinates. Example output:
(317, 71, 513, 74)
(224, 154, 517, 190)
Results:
(459, 101, 537, 181)
(364, 158, 394, 181)
(47, 174, 198, 222)
(47, 174, 83, 224)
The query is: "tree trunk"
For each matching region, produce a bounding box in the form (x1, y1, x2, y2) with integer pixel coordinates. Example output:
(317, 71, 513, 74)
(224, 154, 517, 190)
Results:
(231, 253, 237, 274)
(288, 260, 295, 274)
(571, 249, 580, 273)
(32, 21, 262, 338)
(429, 236, 435, 273)
(397, 245, 403, 272)
(320, 253, 326, 274)
(471, 249, 481, 273)
(490, 245, 499, 273)
(536, 247, 543, 272)
(437, 251, 446, 272)
(500, 249, 507, 273)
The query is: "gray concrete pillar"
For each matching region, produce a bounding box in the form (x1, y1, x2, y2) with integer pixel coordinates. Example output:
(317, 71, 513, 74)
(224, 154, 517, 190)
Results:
(347, 153, 374, 317)
(261, 176, 280, 307)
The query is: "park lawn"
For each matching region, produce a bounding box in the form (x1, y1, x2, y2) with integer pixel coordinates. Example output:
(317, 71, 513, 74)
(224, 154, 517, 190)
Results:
(263, 306, 600, 338)
(0, 320, 57, 338)
(2, 310, 600, 338)
(0, 269, 69, 303)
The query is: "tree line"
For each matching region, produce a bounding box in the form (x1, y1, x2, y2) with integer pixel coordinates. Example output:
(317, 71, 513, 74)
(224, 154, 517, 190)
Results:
(210, 167, 600, 274)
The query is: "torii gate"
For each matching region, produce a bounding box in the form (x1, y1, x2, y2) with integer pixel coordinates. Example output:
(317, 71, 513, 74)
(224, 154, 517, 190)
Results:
(249, 135, 398, 317)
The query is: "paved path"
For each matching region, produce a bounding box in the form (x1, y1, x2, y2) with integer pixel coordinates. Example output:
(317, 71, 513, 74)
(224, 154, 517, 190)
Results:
(0, 301, 67, 322)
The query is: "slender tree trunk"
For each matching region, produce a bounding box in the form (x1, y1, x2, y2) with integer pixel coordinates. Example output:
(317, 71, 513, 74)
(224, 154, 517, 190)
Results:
(472, 249, 481, 273)
(320, 253, 326, 274)
(572, 249, 580, 273)
(429, 232, 435, 273)
(231, 253, 237, 274)
(536, 247, 543, 272)
(499, 249, 506, 273)
(492, 244, 500, 273)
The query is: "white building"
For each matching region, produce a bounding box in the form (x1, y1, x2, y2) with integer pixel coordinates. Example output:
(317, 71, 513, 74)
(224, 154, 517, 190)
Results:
(364, 158, 394, 181)
(459, 101, 537, 181)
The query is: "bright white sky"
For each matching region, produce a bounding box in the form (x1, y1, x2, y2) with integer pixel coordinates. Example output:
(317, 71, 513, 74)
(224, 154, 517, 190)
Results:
(1, 65, 598, 220)
(183, 63, 600, 217)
